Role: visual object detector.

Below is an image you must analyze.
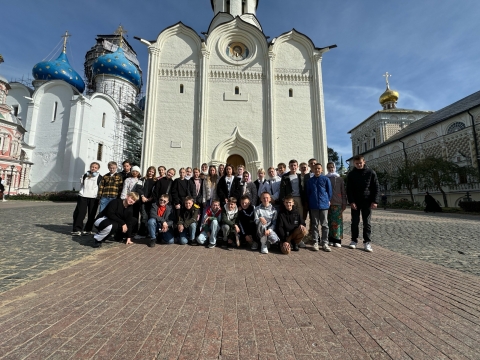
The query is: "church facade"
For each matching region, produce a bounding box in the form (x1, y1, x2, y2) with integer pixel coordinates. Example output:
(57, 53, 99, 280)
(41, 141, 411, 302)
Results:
(6, 31, 142, 193)
(140, 0, 334, 175)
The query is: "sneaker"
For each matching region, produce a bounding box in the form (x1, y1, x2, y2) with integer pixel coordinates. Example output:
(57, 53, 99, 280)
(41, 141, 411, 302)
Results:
(334, 243, 341, 248)
(71, 231, 82, 236)
(251, 242, 259, 251)
(349, 241, 357, 249)
(261, 243, 268, 254)
(298, 241, 306, 248)
(292, 243, 299, 252)
(328, 242, 334, 247)
(208, 243, 215, 249)
(82, 231, 90, 236)
(313, 242, 320, 251)
(92, 240, 102, 248)
(322, 244, 332, 252)
(364, 242, 373, 252)
(190, 240, 198, 246)
(134, 234, 146, 240)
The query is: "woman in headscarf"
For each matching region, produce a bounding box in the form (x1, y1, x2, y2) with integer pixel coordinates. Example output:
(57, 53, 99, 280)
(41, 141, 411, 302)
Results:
(326, 162, 347, 247)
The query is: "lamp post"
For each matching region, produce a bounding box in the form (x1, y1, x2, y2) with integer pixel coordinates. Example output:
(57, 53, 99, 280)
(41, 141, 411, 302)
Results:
(7, 164, 14, 199)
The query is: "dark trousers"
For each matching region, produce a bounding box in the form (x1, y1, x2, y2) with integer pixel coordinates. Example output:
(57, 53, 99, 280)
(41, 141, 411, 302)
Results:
(351, 206, 372, 243)
(95, 217, 136, 241)
(72, 196, 99, 232)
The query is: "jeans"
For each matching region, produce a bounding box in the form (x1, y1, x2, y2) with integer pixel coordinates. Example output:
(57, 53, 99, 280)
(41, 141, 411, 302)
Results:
(99, 197, 115, 213)
(351, 206, 372, 243)
(310, 209, 329, 245)
(256, 223, 279, 244)
(197, 219, 219, 245)
(147, 218, 174, 244)
(179, 222, 197, 245)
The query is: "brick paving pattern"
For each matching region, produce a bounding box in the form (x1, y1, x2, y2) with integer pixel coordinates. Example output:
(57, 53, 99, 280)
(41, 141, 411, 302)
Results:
(0, 201, 479, 359)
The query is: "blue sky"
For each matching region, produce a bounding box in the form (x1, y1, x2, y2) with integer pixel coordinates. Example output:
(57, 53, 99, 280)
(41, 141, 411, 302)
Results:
(1, 0, 479, 162)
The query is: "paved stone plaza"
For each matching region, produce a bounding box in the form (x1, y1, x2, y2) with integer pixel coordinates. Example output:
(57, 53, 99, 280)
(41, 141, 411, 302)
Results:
(0, 201, 479, 359)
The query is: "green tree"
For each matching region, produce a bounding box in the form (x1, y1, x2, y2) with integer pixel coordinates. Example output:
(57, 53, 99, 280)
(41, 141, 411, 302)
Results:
(390, 163, 417, 203)
(327, 147, 340, 167)
(414, 156, 478, 207)
(122, 103, 144, 166)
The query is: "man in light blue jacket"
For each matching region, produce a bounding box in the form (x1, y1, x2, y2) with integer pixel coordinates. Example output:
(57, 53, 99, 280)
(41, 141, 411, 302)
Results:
(306, 163, 333, 252)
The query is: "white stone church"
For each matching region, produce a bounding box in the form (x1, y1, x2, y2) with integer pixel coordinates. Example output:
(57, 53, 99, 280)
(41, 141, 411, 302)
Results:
(139, 0, 335, 175)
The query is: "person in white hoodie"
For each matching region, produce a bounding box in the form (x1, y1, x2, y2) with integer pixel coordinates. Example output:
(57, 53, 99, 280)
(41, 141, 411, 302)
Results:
(254, 191, 280, 254)
(72, 162, 103, 236)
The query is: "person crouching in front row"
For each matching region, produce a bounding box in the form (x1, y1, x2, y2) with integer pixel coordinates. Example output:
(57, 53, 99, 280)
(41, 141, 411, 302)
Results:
(254, 192, 280, 254)
(197, 199, 222, 248)
(177, 196, 199, 245)
(147, 194, 175, 247)
(221, 197, 240, 247)
(277, 195, 308, 254)
(92, 192, 139, 248)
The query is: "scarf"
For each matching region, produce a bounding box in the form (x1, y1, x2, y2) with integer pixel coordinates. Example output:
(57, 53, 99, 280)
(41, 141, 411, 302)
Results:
(224, 203, 238, 220)
(157, 205, 167, 217)
(326, 164, 339, 178)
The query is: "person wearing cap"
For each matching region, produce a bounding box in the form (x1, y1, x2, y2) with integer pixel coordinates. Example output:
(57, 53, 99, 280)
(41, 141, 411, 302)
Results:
(120, 165, 143, 242)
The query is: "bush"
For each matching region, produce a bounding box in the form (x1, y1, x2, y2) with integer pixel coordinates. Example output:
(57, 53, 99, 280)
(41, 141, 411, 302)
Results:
(389, 199, 422, 210)
(7, 191, 78, 202)
(459, 201, 480, 212)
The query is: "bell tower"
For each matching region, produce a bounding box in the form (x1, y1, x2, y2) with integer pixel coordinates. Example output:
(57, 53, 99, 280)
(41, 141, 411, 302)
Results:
(212, 0, 258, 17)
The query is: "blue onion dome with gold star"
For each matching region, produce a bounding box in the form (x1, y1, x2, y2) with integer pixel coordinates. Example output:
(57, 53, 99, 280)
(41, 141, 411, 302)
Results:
(92, 47, 141, 90)
(32, 51, 85, 93)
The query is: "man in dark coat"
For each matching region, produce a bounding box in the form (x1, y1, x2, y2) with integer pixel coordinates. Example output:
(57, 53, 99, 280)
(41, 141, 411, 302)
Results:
(346, 155, 379, 252)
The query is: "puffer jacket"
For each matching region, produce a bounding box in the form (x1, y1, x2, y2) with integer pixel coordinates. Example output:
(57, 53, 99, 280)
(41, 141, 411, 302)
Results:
(307, 175, 332, 210)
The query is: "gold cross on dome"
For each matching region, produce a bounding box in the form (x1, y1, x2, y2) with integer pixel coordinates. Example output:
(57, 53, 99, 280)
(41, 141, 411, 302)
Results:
(61, 31, 71, 53)
(383, 72, 391, 89)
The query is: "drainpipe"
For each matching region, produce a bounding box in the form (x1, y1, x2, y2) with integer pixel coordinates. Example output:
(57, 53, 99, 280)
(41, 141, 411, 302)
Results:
(467, 110, 480, 178)
(398, 140, 408, 168)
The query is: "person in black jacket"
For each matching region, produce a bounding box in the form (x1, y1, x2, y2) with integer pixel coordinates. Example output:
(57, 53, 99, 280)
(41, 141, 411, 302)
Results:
(92, 192, 139, 248)
(277, 195, 308, 253)
(136, 166, 156, 238)
(171, 168, 196, 220)
(152, 168, 175, 203)
(217, 164, 242, 208)
(346, 155, 379, 252)
(279, 159, 304, 216)
(237, 195, 257, 249)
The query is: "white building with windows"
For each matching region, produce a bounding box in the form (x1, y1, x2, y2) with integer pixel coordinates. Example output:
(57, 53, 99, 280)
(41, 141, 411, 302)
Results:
(6, 31, 141, 193)
(139, 0, 335, 175)
(348, 78, 480, 206)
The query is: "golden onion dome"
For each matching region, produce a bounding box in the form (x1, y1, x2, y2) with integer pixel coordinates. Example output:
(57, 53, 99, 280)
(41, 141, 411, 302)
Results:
(379, 87, 399, 106)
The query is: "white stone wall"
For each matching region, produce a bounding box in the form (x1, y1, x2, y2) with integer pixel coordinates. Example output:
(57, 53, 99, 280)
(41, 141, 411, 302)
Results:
(6, 84, 33, 140)
(29, 82, 74, 192)
(273, 38, 315, 164)
(144, 28, 200, 169)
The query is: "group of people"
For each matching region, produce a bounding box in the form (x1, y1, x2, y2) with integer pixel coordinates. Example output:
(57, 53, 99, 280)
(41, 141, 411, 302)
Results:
(72, 155, 379, 254)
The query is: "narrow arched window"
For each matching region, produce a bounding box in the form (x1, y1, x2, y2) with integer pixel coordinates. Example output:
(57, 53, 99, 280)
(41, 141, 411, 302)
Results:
(102, 113, 106, 128)
(97, 143, 103, 161)
(235, 86, 240, 95)
(52, 101, 58, 122)
(180, 84, 184, 93)
(289, 89, 293, 97)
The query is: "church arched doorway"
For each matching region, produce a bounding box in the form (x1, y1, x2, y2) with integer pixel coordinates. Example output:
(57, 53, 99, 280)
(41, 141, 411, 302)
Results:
(226, 154, 245, 170)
